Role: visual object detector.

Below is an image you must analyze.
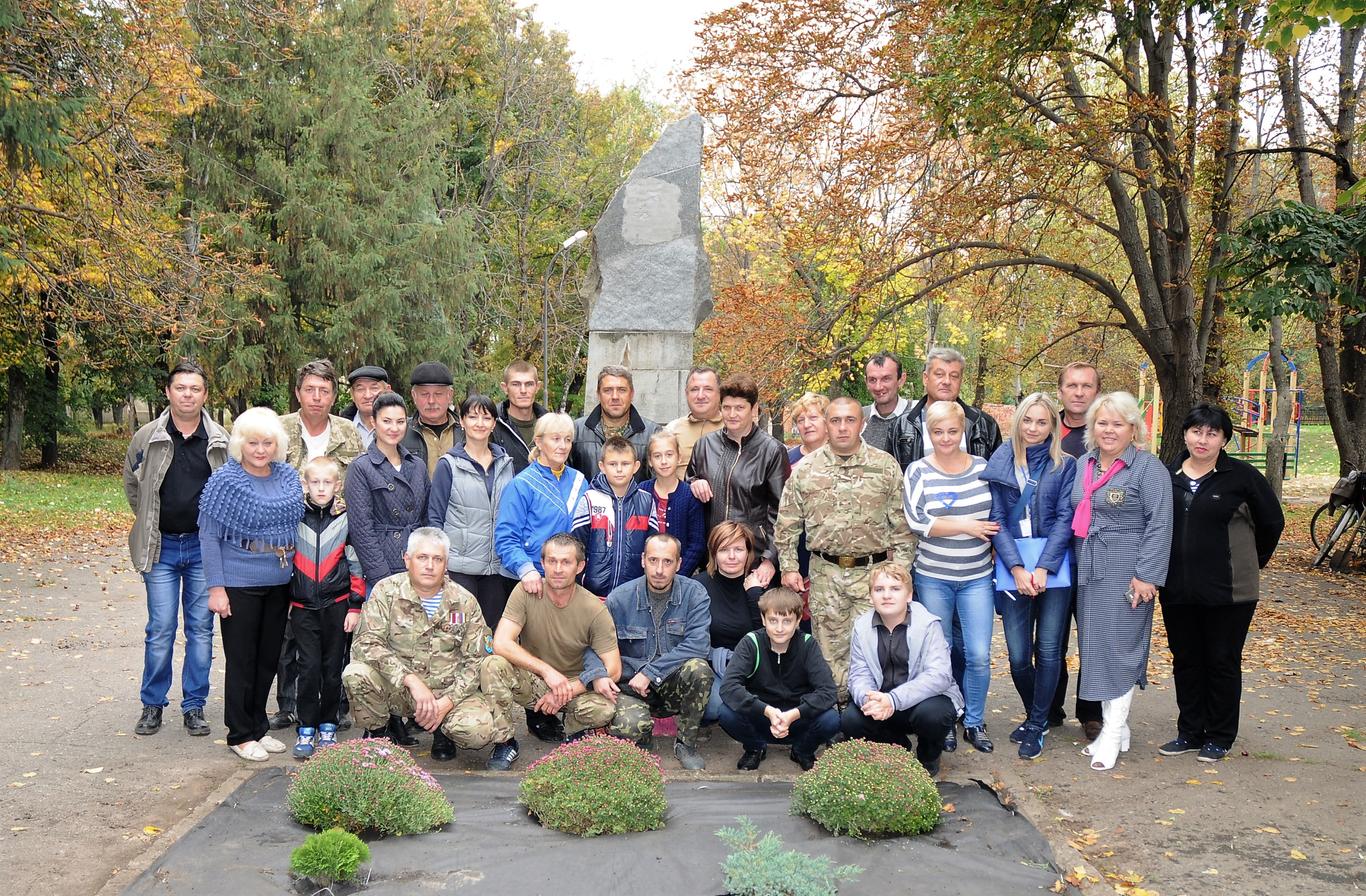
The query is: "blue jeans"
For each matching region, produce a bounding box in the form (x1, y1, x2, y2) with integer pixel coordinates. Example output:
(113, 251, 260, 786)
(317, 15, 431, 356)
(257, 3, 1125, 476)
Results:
(718, 703, 841, 756)
(913, 572, 994, 728)
(995, 585, 1070, 733)
(140, 533, 213, 711)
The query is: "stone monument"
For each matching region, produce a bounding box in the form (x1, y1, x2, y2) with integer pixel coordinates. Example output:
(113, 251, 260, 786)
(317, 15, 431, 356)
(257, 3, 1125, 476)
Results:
(583, 114, 712, 423)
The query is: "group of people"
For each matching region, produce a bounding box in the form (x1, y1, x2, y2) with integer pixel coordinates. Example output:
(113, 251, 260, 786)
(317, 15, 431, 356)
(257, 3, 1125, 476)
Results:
(123, 346, 1284, 776)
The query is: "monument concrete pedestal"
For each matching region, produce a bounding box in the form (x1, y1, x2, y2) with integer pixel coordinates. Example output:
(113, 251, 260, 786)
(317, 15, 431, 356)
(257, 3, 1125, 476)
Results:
(584, 114, 712, 423)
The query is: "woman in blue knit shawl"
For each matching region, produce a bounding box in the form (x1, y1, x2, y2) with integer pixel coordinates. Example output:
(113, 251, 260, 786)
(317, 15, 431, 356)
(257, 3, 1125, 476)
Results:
(199, 407, 304, 762)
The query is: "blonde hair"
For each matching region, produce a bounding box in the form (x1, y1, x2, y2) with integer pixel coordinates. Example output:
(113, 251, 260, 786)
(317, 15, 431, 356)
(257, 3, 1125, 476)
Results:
(1010, 393, 1064, 471)
(923, 399, 965, 432)
(788, 391, 829, 424)
(301, 455, 343, 482)
(1084, 391, 1147, 452)
(528, 412, 574, 463)
(228, 407, 288, 463)
(868, 560, 912, 593)
(647, 429, 680, 456)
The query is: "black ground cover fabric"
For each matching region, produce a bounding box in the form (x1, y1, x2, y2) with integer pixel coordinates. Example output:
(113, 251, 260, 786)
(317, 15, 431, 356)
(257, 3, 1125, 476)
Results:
(123, 770, 1061, 895)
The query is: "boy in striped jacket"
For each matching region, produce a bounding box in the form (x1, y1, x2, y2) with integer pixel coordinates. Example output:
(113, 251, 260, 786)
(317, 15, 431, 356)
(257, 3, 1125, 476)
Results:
(289, 456, 365, 758)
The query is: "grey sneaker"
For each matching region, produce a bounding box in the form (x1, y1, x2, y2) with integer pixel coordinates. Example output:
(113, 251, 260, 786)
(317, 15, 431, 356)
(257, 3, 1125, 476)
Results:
(673, 740, 705, 770)
(486, 738, 520, 771)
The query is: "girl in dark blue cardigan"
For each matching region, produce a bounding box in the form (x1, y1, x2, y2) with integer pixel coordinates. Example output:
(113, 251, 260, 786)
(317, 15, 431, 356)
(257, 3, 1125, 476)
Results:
(642, 430, 706, 576)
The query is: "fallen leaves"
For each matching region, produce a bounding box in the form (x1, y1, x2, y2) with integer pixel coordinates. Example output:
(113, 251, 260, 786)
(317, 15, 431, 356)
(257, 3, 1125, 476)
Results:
(1289, 849, 1308, 860)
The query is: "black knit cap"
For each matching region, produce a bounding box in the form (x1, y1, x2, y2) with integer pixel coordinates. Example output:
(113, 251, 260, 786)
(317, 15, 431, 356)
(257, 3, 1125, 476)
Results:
(409, 361, 454, 387)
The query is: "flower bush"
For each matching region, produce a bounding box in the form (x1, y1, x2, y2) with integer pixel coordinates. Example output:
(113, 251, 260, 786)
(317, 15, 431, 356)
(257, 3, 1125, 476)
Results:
(287, 740, 453, 836)
(518, 734, 667, 836)
(790, 739, 942, 838)
(718, 817, 861, 896)
(289, 828, 370, 885)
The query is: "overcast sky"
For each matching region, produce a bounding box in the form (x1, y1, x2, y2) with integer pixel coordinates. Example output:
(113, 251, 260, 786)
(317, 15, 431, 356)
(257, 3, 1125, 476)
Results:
(524, 0, 734, 102)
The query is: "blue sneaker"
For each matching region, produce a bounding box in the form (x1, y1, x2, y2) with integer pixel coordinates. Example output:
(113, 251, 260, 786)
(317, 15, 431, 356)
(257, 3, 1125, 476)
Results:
(1009, 722, 1030, 744)
(293, 727, 316, 760)
(1159, 736, 1198, 756)
(486, 738, 520, 771)
(1197, 742, 1229, 763)
(1018, 728, 1045, 760)
(318, 723, 338, 748)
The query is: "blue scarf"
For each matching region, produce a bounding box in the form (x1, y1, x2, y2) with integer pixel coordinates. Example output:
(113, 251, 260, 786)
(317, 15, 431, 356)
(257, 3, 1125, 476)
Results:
(198, 460, 303, 548)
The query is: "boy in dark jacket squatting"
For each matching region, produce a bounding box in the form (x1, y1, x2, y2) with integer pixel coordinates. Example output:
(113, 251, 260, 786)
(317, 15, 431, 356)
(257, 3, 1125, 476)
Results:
(719, 586, 840, 771)
(290, 455, 365, 758)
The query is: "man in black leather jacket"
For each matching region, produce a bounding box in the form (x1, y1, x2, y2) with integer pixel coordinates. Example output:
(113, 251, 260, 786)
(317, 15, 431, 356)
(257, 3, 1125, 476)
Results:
(888, 347, 1002, 470)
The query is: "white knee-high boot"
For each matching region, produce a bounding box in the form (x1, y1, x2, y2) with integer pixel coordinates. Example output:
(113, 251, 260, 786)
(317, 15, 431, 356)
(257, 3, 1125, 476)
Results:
(1088, 687, 1134, 770)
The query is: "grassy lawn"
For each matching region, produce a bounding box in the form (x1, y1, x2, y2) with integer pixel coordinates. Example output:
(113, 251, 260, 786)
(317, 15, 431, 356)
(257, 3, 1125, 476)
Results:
(0, 471, 131, 526)
(1293, 423, 1341, 477)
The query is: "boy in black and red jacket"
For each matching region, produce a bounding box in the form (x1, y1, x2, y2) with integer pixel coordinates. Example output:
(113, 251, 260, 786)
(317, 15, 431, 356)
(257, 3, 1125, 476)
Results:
(290, 456, 365, 758)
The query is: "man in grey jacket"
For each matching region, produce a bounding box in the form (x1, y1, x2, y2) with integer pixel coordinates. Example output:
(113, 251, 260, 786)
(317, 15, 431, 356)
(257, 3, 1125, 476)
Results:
(840, 562, 963, 776)
(570, 365, 658, 484)
(123, 360, 229, 738)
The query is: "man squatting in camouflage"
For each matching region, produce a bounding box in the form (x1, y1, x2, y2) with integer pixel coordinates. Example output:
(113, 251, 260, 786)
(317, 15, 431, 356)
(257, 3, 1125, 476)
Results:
(776, 396, 917, 700)
(343, 527, 519, 769)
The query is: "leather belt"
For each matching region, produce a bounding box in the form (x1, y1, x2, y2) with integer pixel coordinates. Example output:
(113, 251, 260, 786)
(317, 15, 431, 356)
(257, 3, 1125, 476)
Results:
(814, 550, 888, 569)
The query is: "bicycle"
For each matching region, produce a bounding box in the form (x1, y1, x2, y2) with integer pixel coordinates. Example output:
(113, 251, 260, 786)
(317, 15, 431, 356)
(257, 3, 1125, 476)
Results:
(1310, 470, 1365, 570)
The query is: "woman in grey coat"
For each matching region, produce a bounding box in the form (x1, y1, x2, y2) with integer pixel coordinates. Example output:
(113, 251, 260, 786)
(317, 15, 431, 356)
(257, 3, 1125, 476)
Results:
(426, 394, 517, 627)
(1070, 391, 1172, 771)
(344, 392, 431, 594)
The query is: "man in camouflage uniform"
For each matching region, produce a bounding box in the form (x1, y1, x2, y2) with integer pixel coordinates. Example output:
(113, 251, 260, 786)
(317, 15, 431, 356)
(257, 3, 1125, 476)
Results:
(482, 535, 622, 746)
(584, 534, 714, 770)
(777, 396, 916, 701)
(343, 528, 519, 770)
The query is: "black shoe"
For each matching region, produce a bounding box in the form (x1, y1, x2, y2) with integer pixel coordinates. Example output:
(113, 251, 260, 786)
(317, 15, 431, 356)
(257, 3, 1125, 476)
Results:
(364, 726, 390, 740)
(736, 747, 766, 770)
(963, 725, 994, 753)
(486, 738, 520, 771)
(1197, 742, 1229, 763)
(825, 731, 847, 748)
(920, 755, 941, 777)
(1159, 736, 1199, 756)
(389, 714, 419, 746)
(431, 729, 457, 761)
(336, 711, 353, 732)
(525, 708, 565, 743)
(183, 708, 210, 736)
(790, 750, 816, 771)
(943, 727, 958, 753)
(135, 705, 163, 735)
(563, 727, 601, 743)
(269, 710, 296, 730)
(1047, 711, 1066, 728)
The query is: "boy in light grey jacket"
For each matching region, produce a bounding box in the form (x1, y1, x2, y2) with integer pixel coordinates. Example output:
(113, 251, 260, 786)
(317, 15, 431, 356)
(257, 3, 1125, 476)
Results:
(840, 561, 963, 776)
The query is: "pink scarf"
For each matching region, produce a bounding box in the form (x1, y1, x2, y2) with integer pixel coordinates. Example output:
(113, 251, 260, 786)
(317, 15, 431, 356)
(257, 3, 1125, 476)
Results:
(1072, 456, 1126, 537)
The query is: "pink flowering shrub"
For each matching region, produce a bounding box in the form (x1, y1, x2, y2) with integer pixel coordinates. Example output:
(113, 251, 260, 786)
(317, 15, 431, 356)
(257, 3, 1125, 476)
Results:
(791, 739, 941, 838)
(287, 739, 453, 836)
(518, 734, 667, 836)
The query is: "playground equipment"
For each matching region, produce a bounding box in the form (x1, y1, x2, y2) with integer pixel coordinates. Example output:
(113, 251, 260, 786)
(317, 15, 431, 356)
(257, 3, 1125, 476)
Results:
(1136, 363, 1162, 453)
(1230, 351, 1302, 477)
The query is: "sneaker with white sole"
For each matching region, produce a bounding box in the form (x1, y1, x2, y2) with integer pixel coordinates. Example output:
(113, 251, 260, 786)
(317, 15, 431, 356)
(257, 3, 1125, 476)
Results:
(318, 723, 338, 748)
(486, 738, 520, 771)
(1197, 742, 1229, 763)
(293, 728, 316, 760)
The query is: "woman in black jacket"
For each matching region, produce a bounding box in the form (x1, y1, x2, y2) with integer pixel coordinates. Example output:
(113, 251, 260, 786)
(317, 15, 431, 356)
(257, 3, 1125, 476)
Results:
(694, 520, 765, 722)
(1160, 403, 1284, 763)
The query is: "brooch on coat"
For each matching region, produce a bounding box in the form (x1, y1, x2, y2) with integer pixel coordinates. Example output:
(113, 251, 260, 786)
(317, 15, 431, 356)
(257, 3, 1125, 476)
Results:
(1106, 488, 1126, 507)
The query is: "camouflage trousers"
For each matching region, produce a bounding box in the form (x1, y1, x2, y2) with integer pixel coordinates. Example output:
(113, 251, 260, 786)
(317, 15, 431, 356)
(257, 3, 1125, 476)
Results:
(479, 655, 616, 736)
(808, 556, 877, 702)
(608, 657, 713, 748)
(341, 661, 512, 749)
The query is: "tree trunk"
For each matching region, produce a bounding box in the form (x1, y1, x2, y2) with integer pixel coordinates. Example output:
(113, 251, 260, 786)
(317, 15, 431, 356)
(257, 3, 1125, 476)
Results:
(39, 302, 60, 469)
(112, 400, 125, 428)
(1, 366, 26, 470)
(92, 404, 104, 428)
(1265, 318, 1293, 497)
(972, 343, 988, 406)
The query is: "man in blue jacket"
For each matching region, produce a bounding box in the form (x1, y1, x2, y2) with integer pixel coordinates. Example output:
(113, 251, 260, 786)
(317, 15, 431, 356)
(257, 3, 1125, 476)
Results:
(585, 534, 713, 770)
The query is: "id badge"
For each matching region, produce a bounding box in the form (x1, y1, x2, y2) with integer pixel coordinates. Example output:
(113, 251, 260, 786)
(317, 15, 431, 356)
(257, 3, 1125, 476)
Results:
(1019, 517, 1033, 539)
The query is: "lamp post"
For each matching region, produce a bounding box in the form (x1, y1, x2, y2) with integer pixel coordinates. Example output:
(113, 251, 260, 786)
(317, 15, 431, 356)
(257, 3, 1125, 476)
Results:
(541, 229, 589, 408)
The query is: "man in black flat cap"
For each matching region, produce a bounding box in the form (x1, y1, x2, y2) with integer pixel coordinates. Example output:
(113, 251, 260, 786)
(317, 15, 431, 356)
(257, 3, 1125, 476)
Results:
(403, 361, 463, 478)
(344, 365, 390, 449)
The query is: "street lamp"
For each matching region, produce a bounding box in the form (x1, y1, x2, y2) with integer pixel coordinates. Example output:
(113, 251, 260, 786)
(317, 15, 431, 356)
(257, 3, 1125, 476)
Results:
(541, 229, 590, 408)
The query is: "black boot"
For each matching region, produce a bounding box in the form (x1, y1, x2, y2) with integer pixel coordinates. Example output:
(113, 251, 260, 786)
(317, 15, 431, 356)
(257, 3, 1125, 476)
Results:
(388, 714, 418, 746)
(525, 708, 564, 743)
(431, 729, 457, 761)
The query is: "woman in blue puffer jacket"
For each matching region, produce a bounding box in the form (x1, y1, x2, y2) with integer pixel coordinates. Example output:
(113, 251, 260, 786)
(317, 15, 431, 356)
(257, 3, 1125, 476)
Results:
(981, 393, 1077, 761)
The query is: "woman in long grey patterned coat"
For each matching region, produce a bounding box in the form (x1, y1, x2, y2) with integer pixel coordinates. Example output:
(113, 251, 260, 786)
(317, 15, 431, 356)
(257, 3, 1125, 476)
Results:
(1070, 391, 1172, 771)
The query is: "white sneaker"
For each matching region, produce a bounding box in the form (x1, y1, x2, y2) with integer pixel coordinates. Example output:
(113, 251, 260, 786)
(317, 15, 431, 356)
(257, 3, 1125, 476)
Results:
(258, 735, 288, 754)
(230, 741, 269, 762)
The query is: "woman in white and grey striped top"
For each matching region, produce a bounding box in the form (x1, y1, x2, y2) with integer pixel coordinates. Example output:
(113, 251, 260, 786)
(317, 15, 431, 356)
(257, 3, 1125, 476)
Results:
(902, 400, 1001, 753)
